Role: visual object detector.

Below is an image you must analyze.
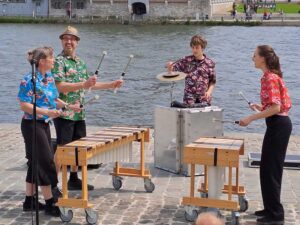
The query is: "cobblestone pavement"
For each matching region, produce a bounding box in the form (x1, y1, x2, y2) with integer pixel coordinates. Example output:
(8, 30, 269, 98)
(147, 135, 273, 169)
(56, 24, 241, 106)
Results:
(0, 123, 299, 225)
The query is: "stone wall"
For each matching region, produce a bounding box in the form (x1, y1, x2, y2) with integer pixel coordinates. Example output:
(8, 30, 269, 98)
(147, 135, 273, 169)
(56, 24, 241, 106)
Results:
(91, 2, 130, 17)
(49, 0, 232, 20)
(149, 1, 210, 19)
(211, 0, 233, 15)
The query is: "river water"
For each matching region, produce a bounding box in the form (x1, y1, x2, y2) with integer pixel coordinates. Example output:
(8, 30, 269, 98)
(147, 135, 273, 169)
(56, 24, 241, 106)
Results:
(0, 24, 299, 134)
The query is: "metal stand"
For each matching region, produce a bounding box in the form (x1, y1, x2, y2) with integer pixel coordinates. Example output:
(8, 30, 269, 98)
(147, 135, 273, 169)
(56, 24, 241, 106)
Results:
(170, 82, 175, 106)
(31, 59, 39, 225)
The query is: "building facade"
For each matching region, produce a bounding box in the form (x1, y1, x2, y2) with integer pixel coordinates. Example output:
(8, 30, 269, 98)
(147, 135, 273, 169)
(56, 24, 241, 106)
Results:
(0, 0, 233, 19)
(0, 0, 49, 17)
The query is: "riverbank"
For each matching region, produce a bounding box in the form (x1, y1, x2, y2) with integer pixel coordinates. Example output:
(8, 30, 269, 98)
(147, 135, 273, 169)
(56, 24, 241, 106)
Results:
(1, 15, 300, 26)
(0, 123, 299, 224)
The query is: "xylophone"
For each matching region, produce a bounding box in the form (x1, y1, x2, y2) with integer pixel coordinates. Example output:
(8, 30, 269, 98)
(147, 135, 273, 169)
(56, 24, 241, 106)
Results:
(55, 126, 154, 224)
(181, 137, 248, 224)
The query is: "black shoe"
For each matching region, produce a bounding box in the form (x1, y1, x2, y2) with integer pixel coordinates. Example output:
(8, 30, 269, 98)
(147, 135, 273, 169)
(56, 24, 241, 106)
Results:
(45, 203, 60, 217)
(23, 197, 45, 211)
(255, 209, 267, 217)
(257, 215, 284, 225)
(87, 163, 102, 170)
(52, 187, 63, 203)
(68, 178, 94, 191)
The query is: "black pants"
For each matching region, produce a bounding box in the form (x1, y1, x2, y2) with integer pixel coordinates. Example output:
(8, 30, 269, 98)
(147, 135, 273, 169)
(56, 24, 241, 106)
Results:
(53, 118, 86, 146)
(21, 119, 58, 187)
(260, 115, 292, 220)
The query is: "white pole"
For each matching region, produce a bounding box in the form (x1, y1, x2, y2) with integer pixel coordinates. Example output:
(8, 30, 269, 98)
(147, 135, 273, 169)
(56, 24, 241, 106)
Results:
(69, 0, 72, 20)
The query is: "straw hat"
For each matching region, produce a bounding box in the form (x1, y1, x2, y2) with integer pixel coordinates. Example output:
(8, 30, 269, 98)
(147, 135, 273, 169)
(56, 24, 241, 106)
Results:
(156, 71, 186, 82)
(59, 26, 80, 41)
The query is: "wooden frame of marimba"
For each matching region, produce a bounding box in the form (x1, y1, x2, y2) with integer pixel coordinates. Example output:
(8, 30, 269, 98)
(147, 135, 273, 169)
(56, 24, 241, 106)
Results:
(55, 126, 151, 210)
(182, 137, 247, 213)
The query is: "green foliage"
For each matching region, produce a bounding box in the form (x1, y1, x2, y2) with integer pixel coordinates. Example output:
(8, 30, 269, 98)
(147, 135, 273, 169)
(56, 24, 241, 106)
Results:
(0, 16, 62, 23)
(237, 3, 300, 14)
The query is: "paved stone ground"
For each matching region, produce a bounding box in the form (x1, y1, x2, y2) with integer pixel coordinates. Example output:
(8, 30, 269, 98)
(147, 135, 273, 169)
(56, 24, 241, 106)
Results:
(0, 123, 299, 225)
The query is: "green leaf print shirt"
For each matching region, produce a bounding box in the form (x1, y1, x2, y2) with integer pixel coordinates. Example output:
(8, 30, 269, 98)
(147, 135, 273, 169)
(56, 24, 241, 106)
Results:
(52, 52, 89, 121)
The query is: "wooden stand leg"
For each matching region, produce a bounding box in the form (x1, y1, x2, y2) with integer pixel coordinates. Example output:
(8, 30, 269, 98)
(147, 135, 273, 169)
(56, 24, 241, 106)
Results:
(236, 167, 239, 190)
(81, 165, 88, 201)
(115, 161, 120, 174)
(62, 165, 68, 199)
(190, 164, 195, 198)
(204, 165, 208, 192)
(140, 135, 145, 177)
(228, 166, 232, 200)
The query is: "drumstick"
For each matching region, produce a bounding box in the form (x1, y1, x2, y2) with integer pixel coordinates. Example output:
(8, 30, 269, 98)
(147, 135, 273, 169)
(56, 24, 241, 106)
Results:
(45, 95, 100, 123)
(165, 58, 182, 68)
(80, 94, 100, 108)
(212, 118, 239, 124)
(114, 54, 134, 94)
(89, 51, 107, 92)
(239, 91, 260, 112)
(45, 109, 63, 123)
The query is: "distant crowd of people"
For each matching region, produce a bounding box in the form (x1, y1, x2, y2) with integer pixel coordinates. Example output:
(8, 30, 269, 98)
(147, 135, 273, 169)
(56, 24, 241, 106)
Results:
(230, 2, 289, 20)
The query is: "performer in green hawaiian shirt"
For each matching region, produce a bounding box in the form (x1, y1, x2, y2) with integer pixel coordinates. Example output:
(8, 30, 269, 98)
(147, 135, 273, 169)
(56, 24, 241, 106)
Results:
(52, 26, 123, 192)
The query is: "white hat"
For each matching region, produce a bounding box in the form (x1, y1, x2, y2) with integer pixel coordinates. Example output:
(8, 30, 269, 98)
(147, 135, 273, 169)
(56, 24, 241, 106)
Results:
(59, 26, 80, 41)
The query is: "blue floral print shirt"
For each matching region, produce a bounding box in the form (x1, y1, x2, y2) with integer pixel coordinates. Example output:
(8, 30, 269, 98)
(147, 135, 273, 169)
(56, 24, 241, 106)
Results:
(18, 71, 59, 120)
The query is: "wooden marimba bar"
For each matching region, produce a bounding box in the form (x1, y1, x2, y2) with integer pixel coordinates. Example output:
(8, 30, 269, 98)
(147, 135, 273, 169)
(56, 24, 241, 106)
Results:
(55, 126, 154, 224)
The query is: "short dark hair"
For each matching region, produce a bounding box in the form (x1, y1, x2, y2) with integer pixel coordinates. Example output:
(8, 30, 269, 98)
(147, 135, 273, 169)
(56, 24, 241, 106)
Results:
(190, 35, 207, 49)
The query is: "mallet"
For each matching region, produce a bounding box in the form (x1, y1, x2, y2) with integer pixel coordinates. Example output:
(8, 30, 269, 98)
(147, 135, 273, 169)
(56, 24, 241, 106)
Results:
(45, 95, 100, 123)
(212, 118, 239, 124)
(89, 51, 107, 92)
(114, 54, 134, 94)
(239, 91, 260, 112)
(80, 94, 100, 108)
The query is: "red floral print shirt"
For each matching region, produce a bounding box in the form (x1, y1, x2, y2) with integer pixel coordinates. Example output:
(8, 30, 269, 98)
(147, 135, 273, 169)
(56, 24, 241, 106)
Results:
(260, 71, 291, 113)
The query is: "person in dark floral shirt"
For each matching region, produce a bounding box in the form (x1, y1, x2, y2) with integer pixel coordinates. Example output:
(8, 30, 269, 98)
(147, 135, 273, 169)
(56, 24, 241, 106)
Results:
(167, 34, 216, 106)
(239, 45, 292, 225)
(52, 26, 123, 191)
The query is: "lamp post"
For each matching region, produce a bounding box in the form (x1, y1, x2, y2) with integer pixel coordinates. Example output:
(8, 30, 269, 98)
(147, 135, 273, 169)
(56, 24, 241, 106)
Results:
(69, 0, 72, 20)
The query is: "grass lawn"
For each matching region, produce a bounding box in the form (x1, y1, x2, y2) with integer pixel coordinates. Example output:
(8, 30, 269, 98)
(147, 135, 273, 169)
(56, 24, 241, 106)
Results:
(237, 3, 300, 14)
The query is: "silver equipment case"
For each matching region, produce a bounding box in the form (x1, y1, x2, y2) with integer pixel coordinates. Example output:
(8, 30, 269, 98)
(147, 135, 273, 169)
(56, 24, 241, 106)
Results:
(154, 105, 223, 176)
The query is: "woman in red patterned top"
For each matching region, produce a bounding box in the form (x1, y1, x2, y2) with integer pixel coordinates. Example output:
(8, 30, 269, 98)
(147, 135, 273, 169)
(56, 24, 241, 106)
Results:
(239, 45, 292, 225)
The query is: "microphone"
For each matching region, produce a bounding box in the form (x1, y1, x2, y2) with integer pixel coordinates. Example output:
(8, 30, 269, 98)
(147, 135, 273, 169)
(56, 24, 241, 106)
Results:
(31, 59, 37, 65)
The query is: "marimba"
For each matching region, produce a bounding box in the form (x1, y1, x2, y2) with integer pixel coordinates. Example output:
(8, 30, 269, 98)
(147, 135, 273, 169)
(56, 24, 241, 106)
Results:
(181, 137, 248, 224)
(55, 126, 154, 224)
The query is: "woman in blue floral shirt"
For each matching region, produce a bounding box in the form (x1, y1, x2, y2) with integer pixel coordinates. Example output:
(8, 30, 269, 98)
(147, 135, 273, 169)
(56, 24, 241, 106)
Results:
(18, 47, 80, 217)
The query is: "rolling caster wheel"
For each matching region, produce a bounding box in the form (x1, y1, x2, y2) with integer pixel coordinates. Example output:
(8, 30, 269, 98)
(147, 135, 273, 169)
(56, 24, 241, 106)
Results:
(85, 208, 98, 225)
(184, 209, 198, 222)
(231, 211, 240, 225)
(112, 176, 122, 190)
(144, 179, 155, 193)
(184, 206, 198, 222)
(200, 192, 208, 198)
(59, 207, 73, 223)
(238, 195, 249, 212)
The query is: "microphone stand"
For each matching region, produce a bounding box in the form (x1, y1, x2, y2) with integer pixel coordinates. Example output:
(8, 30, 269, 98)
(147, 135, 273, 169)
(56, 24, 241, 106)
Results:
(31, 59, 39, 225)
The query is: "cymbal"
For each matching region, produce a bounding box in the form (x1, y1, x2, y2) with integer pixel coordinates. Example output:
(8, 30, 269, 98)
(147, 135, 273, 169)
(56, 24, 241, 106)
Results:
(156, 71, 186, 82)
